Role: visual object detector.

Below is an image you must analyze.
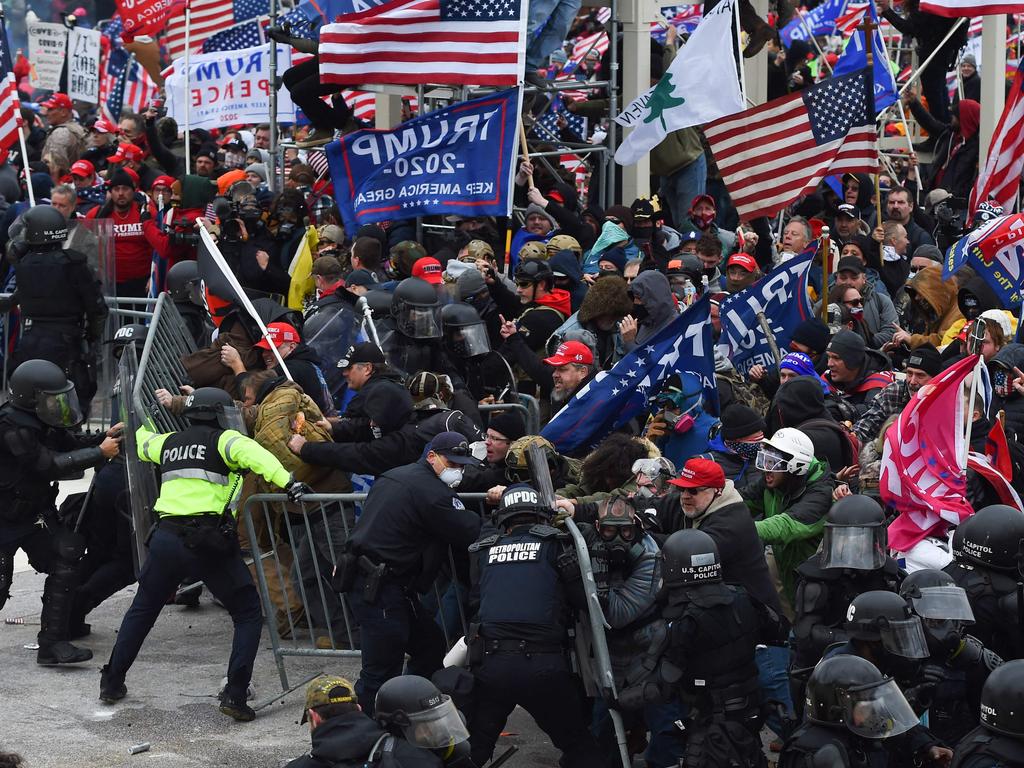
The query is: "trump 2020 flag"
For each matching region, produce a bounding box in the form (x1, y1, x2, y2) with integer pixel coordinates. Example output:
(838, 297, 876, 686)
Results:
(779, 0, 846, 47)
(541, 294, 717, 454)
(326, 89, 519, 235)
(943, 213, 1024, 308)
(614, 0, 742, 166)
(719, 246, 815, 377)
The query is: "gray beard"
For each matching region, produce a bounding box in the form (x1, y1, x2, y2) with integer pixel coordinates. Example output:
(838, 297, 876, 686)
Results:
(550, 387, 570, 407)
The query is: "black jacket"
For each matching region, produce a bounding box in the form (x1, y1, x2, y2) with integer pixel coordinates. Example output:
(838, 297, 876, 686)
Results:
(769, 377, 849, 474)
(284, 712, 443, 768)
(990, 343, 1024, 443)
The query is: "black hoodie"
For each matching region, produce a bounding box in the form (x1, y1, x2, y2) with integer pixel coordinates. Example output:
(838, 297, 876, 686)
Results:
(991, 343, 1024, 443)
(284, 711, 443, 768)
(769, 377, 849, 474)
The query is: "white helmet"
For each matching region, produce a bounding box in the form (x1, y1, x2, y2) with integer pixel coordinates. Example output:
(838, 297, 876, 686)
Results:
(756, 428, 815, 476)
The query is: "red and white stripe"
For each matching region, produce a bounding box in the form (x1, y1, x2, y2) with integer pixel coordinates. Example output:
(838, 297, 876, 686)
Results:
(834, 3, 869, 36)
(319, 0, 523, 87)
(0, 72, 21, 152)
(164, 0, 235, 62)
(920, 0, 1024, 17)
(570, 31, 608, 65)
(125, 65, 160, 114)
(970, 62, 1024, 214)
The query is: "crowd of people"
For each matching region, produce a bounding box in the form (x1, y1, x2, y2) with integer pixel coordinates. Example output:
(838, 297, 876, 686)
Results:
(2, 1, 1024, 767)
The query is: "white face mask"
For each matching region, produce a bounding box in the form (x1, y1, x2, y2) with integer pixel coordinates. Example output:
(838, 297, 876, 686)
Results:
(370, 425, 382, 439)
(439, 466, 463, 488)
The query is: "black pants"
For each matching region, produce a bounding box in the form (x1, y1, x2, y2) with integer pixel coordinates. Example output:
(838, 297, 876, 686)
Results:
(281, 56, 353, 131)
(0, 523, 55, 609)
(106, 526, 263, 701)
(469, 651, 604, 768)
(12, 323, 96, 413)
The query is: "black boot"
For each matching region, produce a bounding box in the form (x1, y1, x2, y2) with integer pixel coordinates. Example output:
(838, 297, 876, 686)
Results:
(99, 665, 127, 704)
(266, 25, 318, 55)
(37, 640, 92, 665)
(38, 556, 91, 665)
(219, 694, 256, 722)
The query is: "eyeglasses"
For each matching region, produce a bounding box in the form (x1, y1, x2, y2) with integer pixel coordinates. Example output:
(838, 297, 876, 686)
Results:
(485, 433, 509, 443)
(678, 487, 709, 496)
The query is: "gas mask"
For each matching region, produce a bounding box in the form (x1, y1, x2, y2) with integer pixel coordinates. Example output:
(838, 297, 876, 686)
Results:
(658, 396, 700, 434)
(922, 618, 964, 659)
(595, 499, 644, 569)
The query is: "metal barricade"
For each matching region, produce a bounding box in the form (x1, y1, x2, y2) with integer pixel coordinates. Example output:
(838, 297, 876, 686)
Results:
(478, 396, 542, 436)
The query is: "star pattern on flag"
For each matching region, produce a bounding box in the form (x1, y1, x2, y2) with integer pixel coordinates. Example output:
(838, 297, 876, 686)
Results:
(805, 70, 872, 144)
(202, 19, 264, 53)
(442, 0, 521, 20)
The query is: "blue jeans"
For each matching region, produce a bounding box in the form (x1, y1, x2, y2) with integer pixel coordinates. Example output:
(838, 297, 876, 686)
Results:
(756, 644, 794, 738)
(658, 152, 707, 230)
(526, 0, 583, 70)
(106, 526, 263, 702)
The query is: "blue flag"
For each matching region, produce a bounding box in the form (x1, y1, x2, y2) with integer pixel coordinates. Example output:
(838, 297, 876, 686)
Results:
(720, 247, 816, 377)
(943, 214, 1024, 309)
(832, 4, 897, 114)
(780, 0, 846, 48)
(326, 89, 519, 235)
(541, 295, 717, 455)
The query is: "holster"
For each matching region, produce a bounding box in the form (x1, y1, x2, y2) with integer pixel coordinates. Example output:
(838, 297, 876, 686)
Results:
(331, 551, 358, 594)
(358, 555, 387, 604)
(466, 623, 484, 668)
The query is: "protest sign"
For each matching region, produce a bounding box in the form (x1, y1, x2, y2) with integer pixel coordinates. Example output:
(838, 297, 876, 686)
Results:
(27, 21, 68, 92)
(326, 89, 519, 235)
(164, 44, 295, 131)
(68, 27, 102, 104)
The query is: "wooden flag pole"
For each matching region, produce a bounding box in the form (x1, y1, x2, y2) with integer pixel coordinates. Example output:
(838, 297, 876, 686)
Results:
(820, 225, 831, 322)
(518, 114, 534, 190)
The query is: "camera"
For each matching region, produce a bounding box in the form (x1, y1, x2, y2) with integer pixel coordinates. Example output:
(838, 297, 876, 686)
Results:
(932, 196, 967, 252)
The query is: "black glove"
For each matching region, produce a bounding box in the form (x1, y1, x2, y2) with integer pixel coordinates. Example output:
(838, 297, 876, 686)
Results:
(286, 480, 313, 503)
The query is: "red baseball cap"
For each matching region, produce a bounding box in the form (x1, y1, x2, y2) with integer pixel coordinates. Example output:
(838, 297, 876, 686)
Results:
(151, 175, 176, 189)
(668, 458, 726, 489)
(689, 193, 715, 211)
(41, 92, 73, 110)
(70, 159, 95, 178)
(111, 142, 144, 163)
(726, 253, 758, 273)
(255, 322, 301, 350)
(412, 256, 443, 285)
(543, 341, 594, 367)
(92, 117, 117, 134)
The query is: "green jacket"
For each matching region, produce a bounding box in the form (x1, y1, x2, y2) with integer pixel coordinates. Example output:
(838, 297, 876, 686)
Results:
(138, 425, 291, 518)
(745, 458, 834, 602)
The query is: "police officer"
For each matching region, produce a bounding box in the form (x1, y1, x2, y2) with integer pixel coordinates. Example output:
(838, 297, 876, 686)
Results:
(944, 505, 1024, 661)
(466, 483, 603, 767)
(381, 277, 449, 379)
(344, 431, 482, 714)
(440, 302, 514, 403)
(793, 496, 904, 673)
(900, 569, 1002, 746)
(779, 655, 920, 767)
(951, 660, 1024, 767)
(373, 675, 475, 767)
(99, 387, 311, 720)
(165, 259, 213, 348)
(4, 206, 108, 412)
(0, 360, 121, 665)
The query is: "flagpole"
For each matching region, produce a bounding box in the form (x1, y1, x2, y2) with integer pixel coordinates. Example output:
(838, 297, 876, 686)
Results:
(898, 17, 967, 96)
(820, 225, 830, 322)
(268, 0, 278, 196)
(734, 0, 747, 103)
(795, 12, 833, 76)
(183, 1, 191, 174)
(17, 124, 33, 206)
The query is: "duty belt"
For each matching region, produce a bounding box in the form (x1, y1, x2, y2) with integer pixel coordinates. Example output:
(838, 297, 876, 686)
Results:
(159, 515, 223, 533)
(484, 639, 564, 655)
(23, 316, 83, 328)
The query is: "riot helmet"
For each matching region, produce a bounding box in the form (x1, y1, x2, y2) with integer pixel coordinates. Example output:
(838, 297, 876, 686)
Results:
(7, 360, 83, 428)
(505, 435, 559, 484)
(956, 505, 1024, 573)
(661, 529, 722, 587)
(513, 258, 554, 289)
(23, 206, 69, 247)
(108, 324, 149, 361)
(596, 497, 644, 568)
(755, 428, 814, 476)
(844, 591, 930, 659)
(181, 387, 240, 430)
(374, 675, 470, 751)
(979, 659, 1024, 737)
(441, 303, 490, 359)
(495, 483, 550, 528)
(900, 569, 975, 658)
(805, 655, 919, 739)
(821, 495, 887, 571)
(391, 277, 441, 339)
(631, 456, 677, 498)
(166, 260, 205, 308)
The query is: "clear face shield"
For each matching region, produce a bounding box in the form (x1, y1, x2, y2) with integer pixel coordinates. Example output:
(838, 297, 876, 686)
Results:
(878, 615, 931, 659)
(910, 585, 975, 622)
(449, 322, 491, 358)
(36, 385, 84, 428)
(755, 447, 791, 473)
(216, 404, 247, 435)
(821, 524, 888, 570)
(843, 678, 920, 739)
(403, 304, 442, 339)
(401, 697, 470, 750)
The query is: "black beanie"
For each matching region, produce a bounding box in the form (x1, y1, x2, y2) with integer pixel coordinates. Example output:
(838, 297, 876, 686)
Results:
(488, 412, 526, 442)
(905, 344, 943, 377)
(721, 405, 767, 440)
(791, 319, 831, 355)
(108, 167, 137, 189)
(827, 329, 867, 369)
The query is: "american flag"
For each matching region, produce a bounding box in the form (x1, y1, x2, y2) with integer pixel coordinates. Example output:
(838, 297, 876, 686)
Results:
(705, 67, 878, 221)
(651, 5, 702, 41)
(319, 0, 525, 87)
(164, 0, 268, 62)
(920, 0, 1024, 17)
(569, 30, 608, 64)
(100, 47, 160, 122)
(202, 18, 266, 52)
(342, 90, 377, 121)
(834, 3, 869, 35)
(970, 59, 1024, 214)
(0, 13, 21, 154)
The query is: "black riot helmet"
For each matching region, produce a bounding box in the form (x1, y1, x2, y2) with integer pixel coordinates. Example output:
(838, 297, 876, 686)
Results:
(7, 359, 83, 428)
(900, 569, 975, 659)
(513, 258, 554, 289)
(441, 302, 490, 359)
(181, 387, 238, 430)
(166, 260, 205, 307)
(23, 206, 69, 247)
(956, 505, 1024, 573)
(821, 495, 887, 571)
(108, 324, 149, 361)
(391, 277, 441, 339)
(805, 655, 919, 739)
(980, 659, 1024, 737)
(844, 591, 930, 659)
(495, 483, 550, 528)
(374, 675, 470, 751)
(661, 529, 722, 587)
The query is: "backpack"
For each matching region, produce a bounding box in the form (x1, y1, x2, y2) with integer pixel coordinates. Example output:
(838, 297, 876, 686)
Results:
(716, 369, 770, 418)
(799, 418, 861, 470)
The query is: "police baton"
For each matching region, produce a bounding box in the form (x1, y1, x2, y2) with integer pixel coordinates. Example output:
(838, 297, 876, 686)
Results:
(485, 746, 517, 768)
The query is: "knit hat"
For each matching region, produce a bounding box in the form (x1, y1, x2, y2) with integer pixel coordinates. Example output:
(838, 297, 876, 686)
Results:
(961, 53, 977, 67)
(827, 329, 867, 369)
(790, 319, 831, 354)
(597, 246, 627, 274)
(720, 405, 766, 440)
(488, 411, 526, 442)
(245, 162, 267, 182)
(524, 203, 556, 229)
(457, 268, 487, 299)
(107, 167, 137, 189)
(346, 268, 378, 288)
(912, 244, 943, 263)
(779, 351, 818, 379)
(979, 308, 1013, 339)
(905, 344, 943, 377)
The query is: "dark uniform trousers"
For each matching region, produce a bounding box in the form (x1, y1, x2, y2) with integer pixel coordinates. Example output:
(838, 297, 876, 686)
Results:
(107, 525, 263, 701)
(348, 579, 446, 715)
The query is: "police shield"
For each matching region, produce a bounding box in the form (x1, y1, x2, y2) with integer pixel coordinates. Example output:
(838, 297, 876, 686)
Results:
(304, 303, 359, 400)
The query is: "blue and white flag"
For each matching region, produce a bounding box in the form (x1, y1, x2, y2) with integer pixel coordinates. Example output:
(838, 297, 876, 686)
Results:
(719, 247, 816, 377)
(541, 295, 717, 455)
(780, 0, 846, 47)
(326, 89, 519, 235)
(832, 3, 897, 113)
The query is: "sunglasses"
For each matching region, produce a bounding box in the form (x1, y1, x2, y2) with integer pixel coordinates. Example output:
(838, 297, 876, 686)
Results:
(515, 281, 534, 289)
(678, 487, 709, 495)
(844, 298, 864, 307)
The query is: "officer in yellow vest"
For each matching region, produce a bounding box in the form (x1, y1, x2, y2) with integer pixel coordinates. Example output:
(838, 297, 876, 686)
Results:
(99, 387, 311, 721)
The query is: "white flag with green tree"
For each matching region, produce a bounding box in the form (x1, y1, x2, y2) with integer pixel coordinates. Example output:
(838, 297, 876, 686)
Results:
(615, 0, 743, 166)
